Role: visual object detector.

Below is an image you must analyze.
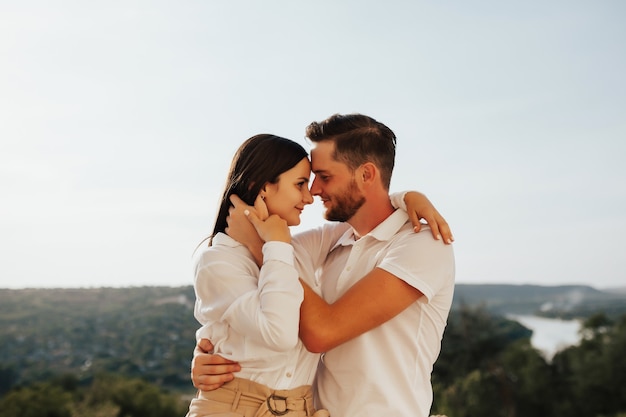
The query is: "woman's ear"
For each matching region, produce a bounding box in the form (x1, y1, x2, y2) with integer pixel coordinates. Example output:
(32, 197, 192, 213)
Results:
(258, 182, 273, 200)
(258, 183, 267, 200)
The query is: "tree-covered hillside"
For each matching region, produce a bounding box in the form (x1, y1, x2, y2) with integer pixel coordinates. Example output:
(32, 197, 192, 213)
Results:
(1, 285, 626, 416)
(0, 286, 197, 392)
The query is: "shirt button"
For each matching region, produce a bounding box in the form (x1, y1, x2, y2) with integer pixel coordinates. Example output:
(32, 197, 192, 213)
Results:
(286, 372, 292, 377)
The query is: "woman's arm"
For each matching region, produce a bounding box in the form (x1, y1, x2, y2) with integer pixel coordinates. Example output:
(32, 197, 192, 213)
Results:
(391, 191, 454, 243)
(195, 205, 303, 351)
(195, 242, 303, 352)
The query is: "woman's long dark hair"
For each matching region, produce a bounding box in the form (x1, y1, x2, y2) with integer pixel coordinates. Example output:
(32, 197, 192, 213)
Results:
(209, 134, 308, 244)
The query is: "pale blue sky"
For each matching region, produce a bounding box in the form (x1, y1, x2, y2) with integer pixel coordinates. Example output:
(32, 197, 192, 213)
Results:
(1, 1, 624, 289)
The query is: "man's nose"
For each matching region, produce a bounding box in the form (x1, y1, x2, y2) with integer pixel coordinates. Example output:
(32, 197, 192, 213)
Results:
(310, 177, 321, 196)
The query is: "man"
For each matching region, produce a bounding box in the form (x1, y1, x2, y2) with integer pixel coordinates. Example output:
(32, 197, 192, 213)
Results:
(193, 114, 455, 417)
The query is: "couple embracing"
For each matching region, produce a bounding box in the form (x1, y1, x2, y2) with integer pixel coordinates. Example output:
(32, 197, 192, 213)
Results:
(187, 113, 455, 417)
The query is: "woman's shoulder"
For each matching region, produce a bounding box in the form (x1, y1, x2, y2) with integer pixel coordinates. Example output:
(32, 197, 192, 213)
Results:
(194, 233, 256, 270)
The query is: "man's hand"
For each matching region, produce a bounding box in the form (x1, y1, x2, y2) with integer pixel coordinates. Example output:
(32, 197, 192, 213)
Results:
(191, 339, 241, 391)
(404, 192, 454, 244)
(227, 195, 265, 265)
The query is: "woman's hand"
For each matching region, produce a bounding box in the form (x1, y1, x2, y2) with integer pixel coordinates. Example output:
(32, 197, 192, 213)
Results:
(228, 195, 291, 243)
(244, 209, 291, 243)
(404, 192, 454, 244)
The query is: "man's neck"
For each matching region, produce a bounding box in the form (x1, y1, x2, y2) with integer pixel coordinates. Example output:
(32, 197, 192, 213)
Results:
(347, 192, 395, 238)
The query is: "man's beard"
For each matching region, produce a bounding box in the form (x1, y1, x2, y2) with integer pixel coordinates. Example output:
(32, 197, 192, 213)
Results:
(324, 178, 366, 222)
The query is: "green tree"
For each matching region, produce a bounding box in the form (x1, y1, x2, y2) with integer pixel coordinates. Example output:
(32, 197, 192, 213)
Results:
(69, 401, 119, 417)
(433, 304, 531, 386)
(432, 306, 538, 417)
(0, 383, 72, 417)
(437, 368, 510, 417)
(499, 340, 554, 416)
(435, 341, 554, 417)
(0, 365, 17, 396)
(110, 377, 185, 417)
(552, 313, 626, 417)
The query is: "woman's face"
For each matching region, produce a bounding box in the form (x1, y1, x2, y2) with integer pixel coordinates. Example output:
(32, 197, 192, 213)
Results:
(263, 157, 313, 226)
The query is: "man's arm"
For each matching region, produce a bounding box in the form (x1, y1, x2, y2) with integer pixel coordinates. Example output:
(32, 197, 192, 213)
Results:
(191, 339, 240, 391)
(298, 267, 423, 353)
(190, 270, 423, 389)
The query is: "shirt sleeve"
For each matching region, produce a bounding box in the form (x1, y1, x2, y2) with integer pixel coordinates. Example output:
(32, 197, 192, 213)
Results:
(389, 191, 408, 211)
(220, 241, 303, 351)
(377, 228, 455, 302)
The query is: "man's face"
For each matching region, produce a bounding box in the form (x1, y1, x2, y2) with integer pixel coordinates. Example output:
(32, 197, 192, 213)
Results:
(310, 141, 365, 222)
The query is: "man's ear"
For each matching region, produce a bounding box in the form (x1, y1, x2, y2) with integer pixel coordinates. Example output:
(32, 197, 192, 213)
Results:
(360, 162, 377, 183)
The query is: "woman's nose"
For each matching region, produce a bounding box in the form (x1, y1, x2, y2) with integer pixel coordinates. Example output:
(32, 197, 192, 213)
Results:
(303, 186, 314, 204)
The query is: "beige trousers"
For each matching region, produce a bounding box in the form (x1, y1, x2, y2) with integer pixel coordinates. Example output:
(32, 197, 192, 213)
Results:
(186, 377, 331, 417)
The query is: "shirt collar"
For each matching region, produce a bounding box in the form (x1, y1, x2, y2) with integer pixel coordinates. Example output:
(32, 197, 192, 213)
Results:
(330, 209, 409, 251)
(212, 232, 243, 248)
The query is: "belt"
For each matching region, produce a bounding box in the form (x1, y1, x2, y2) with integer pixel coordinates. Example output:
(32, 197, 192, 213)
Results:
(195, 377, 317, 416)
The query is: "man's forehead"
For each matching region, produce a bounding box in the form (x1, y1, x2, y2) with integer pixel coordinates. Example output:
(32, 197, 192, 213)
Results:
(310, 142, 352, 175)
(310, 143, 332, 171)
(310, 141, 333, 163)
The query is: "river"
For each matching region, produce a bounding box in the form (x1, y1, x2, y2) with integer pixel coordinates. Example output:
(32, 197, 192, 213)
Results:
(507, 314, 582, 360)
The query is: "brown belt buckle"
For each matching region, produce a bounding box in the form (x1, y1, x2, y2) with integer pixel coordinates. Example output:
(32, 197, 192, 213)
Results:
(267, 394, 289, 416)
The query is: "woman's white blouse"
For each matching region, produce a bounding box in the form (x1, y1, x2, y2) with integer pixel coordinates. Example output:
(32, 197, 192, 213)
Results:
(193, 232, 316, 389)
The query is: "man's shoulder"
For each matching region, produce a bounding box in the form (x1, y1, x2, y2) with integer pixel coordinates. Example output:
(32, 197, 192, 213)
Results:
(393, 220, 432, 240)
(390, 221, 453, 253)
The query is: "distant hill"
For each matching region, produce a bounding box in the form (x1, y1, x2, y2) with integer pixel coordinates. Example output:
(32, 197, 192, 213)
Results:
(605, 286, 626, 295)
(453, 284, 626, 319)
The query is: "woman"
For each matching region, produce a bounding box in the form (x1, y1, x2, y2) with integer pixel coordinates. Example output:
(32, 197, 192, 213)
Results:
(187, 134, 333, 416)
(187, 134, 449, 416)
